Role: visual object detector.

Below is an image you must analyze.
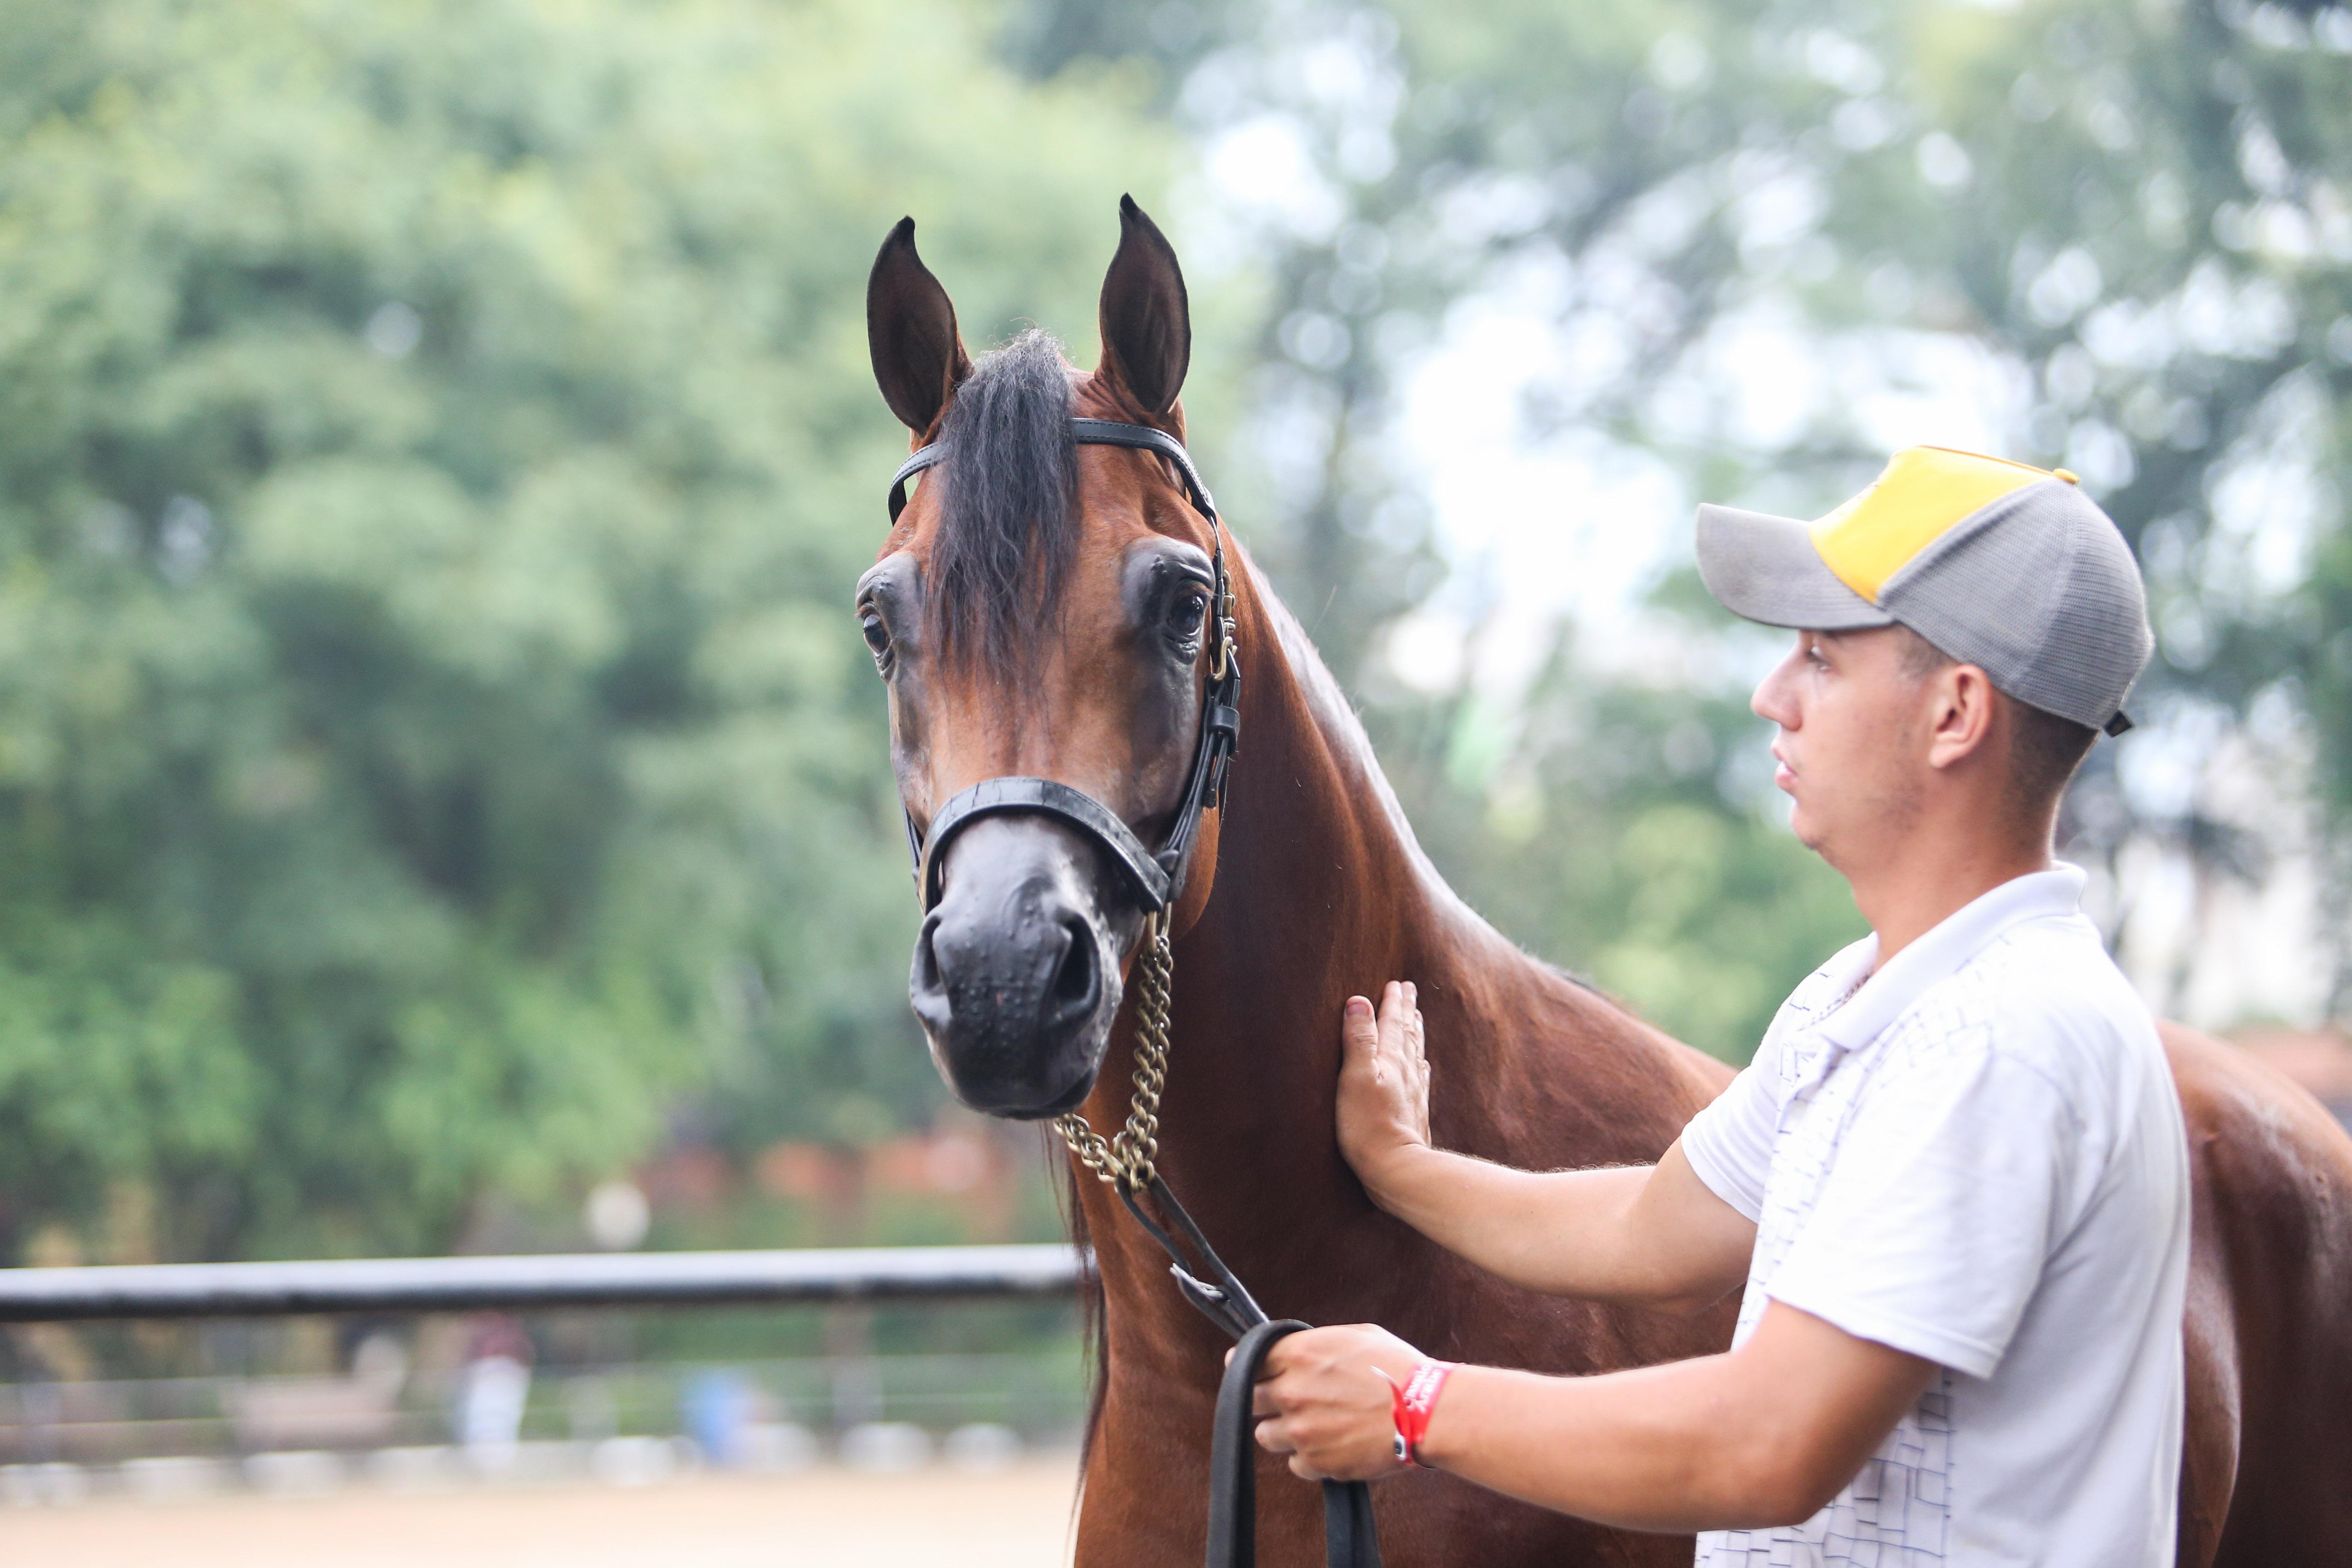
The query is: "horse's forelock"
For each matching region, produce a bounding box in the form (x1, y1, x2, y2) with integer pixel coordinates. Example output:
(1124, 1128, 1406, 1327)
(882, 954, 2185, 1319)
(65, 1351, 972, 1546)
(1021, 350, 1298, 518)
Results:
(928, 329, 1077, 677)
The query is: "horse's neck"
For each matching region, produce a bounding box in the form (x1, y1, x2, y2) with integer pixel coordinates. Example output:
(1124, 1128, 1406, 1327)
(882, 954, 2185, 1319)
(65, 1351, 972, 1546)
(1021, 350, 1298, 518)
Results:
(1130, 554, 1493, 1211)
(1078, 546, 1710, 1347)
(1210, 553, 1479, 956)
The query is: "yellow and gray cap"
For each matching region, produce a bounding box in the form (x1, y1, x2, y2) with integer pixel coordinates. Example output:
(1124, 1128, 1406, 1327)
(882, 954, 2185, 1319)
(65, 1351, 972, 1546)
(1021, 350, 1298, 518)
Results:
(1695, 446, 2152, 736)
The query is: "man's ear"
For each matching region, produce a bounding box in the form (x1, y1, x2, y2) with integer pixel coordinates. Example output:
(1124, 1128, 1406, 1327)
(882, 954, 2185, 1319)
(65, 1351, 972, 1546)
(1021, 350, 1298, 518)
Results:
(867, 217, 973, 436)
(1925, 664, 2000, 771)
(1096, 195, 1191, 419)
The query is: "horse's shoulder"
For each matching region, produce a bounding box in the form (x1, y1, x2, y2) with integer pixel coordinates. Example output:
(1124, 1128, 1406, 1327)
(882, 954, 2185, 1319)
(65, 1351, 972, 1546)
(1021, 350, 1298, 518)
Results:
(1451, 933, 1736, 1117)
(2161, 1019, 2352, 1255)
(2165, 1020, 2343, 1152)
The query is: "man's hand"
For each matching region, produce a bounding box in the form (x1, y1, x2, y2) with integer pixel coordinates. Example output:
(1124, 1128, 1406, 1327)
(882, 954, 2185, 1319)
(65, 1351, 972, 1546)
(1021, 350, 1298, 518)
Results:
(1335, 982, 1431, 1205)
(1250, 1323, 1428, 1482)
(1326, 983, 1754, 1312)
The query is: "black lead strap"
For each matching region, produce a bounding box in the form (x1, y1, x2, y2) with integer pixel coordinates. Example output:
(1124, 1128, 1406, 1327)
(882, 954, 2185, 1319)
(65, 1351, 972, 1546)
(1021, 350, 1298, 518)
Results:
(884, 421, 1380, 1568)
(1122, 1175, 1383, 1567)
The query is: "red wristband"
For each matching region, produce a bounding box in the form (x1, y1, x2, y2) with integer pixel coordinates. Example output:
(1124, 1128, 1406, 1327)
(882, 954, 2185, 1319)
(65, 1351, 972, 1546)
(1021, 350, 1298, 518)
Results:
(1389, 1359, 1456, 1468)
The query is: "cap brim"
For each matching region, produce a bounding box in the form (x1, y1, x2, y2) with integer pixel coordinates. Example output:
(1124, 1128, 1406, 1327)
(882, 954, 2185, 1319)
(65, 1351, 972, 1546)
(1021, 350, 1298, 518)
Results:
(1695, 504, 1893, 631)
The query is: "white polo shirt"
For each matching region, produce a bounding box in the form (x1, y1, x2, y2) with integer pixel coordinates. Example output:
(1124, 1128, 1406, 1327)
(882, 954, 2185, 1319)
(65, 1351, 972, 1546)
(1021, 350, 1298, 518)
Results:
(1681, 864, 2189, 1568)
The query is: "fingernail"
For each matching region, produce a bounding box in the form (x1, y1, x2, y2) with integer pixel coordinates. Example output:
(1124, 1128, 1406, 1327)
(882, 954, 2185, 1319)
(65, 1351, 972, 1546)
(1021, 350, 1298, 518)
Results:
(1405, 982, 1417, 1000)
(1346, 997, 1372, 1019)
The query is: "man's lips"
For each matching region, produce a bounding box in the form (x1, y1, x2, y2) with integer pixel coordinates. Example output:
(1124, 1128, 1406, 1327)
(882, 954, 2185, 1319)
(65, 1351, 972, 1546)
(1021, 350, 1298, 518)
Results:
(1771, 743, 1796, 794)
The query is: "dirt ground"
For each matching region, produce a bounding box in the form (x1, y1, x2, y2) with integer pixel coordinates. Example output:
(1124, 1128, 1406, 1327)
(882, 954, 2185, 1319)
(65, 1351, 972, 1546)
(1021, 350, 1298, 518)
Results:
(0, 1458, 1082, 1567)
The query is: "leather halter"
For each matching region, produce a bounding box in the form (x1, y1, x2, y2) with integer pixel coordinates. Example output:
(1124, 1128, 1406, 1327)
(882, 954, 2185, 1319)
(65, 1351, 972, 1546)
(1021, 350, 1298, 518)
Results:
(891, 419, 1241, 918)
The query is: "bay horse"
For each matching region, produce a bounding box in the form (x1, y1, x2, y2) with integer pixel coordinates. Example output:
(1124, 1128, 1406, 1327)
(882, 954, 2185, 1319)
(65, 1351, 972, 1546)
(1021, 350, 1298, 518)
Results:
(858, 196, 2352, 1565)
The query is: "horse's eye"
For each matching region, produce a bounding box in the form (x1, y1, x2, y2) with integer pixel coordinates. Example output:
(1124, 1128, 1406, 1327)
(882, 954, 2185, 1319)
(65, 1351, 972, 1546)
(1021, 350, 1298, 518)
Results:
(1169, 589, 1209, 640)
(860, 610, 892, 666)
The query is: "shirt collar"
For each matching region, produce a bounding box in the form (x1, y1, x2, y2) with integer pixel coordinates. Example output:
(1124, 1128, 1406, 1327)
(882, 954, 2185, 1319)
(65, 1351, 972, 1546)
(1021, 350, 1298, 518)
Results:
(1807, 862, 2089, 1054)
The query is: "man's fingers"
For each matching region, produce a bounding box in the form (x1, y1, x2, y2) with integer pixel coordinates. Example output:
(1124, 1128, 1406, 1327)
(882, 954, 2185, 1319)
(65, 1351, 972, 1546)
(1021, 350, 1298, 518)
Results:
(1378, 982, 1423, 1065)
(1343, 982, 1428, 1107)
(1252, 1358, 1305, 1413)
(1348, 985, 1424, 1049)
(1252, 1414, 1326, 1480)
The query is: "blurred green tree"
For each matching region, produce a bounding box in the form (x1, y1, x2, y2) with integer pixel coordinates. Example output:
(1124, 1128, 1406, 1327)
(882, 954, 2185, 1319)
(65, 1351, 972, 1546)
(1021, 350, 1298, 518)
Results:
(1820, 0, 2352, 1008)
(1020, 0, 1870, 1058)
(1024, 0, 2352, 1049)
(0, 0, 1173, 1260)
(9, 0, 2342, 1263)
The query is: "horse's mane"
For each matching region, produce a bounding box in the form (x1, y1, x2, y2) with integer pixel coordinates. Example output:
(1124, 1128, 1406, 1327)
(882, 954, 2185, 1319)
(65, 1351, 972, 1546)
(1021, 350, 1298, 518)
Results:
(929, 328, 1077, 676)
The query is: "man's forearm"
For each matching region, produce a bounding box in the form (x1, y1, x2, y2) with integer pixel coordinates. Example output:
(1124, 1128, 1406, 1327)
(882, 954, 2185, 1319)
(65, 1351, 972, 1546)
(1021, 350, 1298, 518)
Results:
(1333, 986, 1751, 1311)
(1415, 1355, 1788, 1532)
(1365, 1148, 1687, 1305)
(1411, 1303, 1938, 1534)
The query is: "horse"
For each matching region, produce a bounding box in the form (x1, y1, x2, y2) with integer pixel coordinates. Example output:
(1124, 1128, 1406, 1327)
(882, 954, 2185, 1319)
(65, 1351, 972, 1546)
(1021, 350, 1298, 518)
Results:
(858, 196, 2352, 1566)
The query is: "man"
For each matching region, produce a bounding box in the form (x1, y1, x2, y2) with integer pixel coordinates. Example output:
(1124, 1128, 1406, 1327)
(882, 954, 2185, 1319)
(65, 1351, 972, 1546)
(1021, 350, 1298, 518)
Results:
(1251, 447, 2190, 1565)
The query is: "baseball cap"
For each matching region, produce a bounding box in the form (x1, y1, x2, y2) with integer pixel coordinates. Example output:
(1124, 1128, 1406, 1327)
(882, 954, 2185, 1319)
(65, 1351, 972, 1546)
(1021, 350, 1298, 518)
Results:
(1694, 446, 2153, 736)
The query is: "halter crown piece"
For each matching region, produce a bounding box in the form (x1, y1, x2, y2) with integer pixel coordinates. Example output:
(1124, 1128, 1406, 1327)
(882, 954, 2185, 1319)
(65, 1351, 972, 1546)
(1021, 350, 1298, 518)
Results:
(880, 419, 1383, 1568)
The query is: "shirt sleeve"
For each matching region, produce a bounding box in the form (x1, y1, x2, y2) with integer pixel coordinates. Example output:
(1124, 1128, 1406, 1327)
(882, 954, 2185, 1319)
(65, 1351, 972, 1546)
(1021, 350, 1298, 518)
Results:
(1678, 1051, 1780, 1224)
(1763, 1033, 2080, 1379)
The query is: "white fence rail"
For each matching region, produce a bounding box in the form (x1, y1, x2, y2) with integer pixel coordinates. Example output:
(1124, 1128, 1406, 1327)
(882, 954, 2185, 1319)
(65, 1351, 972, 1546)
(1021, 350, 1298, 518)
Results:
(0, 1244, 1086, 1322)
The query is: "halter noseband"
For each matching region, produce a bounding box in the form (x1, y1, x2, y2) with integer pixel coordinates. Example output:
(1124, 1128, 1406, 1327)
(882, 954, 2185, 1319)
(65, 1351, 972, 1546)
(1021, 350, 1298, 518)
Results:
(889, 418, 1240, 916)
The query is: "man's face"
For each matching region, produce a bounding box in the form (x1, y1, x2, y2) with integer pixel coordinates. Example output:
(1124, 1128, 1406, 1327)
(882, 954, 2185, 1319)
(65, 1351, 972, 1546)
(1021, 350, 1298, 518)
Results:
(1750, 626, 1931, 869)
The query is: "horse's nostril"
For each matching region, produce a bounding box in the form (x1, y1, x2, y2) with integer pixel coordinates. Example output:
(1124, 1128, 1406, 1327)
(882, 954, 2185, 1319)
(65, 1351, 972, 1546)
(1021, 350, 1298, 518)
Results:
(1046, 918, 1097, 1026)
(914, 914, 945, 995)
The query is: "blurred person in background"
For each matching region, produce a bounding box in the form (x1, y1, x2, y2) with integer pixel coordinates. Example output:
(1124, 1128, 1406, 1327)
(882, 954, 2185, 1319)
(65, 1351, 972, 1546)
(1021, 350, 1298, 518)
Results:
(453, 1314, 534, 1472)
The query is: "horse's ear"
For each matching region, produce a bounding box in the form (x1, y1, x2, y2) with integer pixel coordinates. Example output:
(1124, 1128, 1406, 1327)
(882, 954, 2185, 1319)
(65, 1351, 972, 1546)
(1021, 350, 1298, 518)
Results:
(867, 217, 973, 435)
(1096, 194, 1191, 418)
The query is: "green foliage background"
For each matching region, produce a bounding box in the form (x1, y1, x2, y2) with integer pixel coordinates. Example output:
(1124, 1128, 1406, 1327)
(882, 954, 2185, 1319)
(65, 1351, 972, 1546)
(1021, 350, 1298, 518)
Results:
(1, 0, 2345, 1265)
(0, 0, 1176, 1260)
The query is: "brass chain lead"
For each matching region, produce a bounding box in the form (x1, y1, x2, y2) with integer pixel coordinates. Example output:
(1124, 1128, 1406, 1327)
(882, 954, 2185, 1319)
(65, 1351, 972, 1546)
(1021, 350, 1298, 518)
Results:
(1053, 909, 1174, 1192)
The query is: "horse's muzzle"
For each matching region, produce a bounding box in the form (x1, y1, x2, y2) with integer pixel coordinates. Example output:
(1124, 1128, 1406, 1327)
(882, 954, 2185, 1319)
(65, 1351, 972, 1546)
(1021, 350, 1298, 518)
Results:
(909, 815, 1130, 1118)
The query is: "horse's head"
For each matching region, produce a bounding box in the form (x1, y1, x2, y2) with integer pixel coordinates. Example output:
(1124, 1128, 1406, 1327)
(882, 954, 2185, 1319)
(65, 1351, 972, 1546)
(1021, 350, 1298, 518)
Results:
(860, 197, 1225, 1119)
